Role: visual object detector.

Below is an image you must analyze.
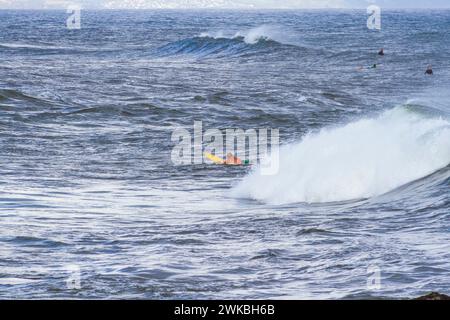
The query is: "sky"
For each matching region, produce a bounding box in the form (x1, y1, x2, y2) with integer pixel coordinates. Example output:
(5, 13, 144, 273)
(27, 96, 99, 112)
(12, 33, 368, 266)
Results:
(0, 0, 449, 9)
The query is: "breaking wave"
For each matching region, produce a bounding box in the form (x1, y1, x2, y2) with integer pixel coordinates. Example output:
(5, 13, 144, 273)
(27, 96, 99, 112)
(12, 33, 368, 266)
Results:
(232, 105, 450, 204)
(153, 25, 297, 58)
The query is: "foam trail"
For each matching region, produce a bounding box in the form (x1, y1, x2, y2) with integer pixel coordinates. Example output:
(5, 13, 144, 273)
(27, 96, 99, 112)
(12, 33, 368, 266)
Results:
(232, 107, 450, 204)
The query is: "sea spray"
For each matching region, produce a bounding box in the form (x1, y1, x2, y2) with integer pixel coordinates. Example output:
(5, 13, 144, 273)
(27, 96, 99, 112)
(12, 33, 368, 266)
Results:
(232, 107, 450, 204)
(200, 25, 292, 45)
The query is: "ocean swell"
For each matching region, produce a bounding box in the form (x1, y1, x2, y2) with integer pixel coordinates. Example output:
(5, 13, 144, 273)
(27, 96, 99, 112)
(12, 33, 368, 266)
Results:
(153, 25, 296, 58)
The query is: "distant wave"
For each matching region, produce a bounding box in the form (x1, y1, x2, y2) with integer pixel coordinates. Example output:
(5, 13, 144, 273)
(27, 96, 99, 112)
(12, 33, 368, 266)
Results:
(232, 105, 450, 204)
(0, 43, 70, 50)
(0, 88, 42, 102)
(153, 25, 299, 58)
(0, 42, 121, 55)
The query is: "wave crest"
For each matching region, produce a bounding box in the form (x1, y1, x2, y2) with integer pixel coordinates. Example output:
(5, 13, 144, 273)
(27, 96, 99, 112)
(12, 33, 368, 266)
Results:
(153, 25, 294, 58)
(232, 106, 450, 204)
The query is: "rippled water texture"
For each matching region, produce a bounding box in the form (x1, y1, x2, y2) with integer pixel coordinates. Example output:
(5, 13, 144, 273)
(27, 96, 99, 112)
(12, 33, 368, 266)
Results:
(0, 10, 449, 299)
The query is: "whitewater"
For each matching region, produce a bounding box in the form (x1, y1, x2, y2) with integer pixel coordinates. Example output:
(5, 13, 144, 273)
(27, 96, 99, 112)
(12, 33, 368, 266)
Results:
(233, 106, 450, 204)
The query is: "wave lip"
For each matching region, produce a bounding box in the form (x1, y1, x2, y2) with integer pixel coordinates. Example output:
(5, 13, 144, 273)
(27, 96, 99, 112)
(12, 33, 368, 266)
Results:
(232, 106, 450, 204)
(202, 25, 287, 45)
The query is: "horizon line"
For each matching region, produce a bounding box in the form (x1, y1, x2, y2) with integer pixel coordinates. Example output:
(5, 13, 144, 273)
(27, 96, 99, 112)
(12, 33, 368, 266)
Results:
(1, 7, 450, 10)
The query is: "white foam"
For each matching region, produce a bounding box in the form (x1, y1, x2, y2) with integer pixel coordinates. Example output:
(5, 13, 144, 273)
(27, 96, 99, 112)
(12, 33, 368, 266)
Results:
(0, 278, 39, 285)
(199, 30, 226, 39)
(234, 25, 279, 44)
(232, 107, 450, 204)
(200, 25, 288, 44)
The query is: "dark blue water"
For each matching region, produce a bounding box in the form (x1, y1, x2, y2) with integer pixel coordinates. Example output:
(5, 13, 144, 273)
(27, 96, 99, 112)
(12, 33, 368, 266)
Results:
(0, 10, 449, 299)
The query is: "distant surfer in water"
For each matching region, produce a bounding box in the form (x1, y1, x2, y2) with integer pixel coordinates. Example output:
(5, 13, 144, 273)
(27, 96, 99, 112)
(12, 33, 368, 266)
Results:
(425, 65, 433, 75)
(357, 63, 378, 71)
(357, 49, 383, 70)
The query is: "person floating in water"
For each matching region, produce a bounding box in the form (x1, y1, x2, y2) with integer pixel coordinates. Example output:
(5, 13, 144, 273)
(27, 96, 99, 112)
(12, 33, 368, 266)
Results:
(425, 65, 433, 75)
(378, 48, 384, 56)
(204, 152, 250, 166)
(357, 63, 378, 71)
(224, 153, 242, 165)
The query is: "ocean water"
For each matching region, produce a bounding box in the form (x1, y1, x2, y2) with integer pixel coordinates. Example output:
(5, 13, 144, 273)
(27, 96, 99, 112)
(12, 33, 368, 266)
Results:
(0, 9, 449, 299)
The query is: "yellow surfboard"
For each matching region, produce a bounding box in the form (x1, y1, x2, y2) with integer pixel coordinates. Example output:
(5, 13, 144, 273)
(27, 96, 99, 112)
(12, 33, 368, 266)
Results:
(204, 152, 224, 164)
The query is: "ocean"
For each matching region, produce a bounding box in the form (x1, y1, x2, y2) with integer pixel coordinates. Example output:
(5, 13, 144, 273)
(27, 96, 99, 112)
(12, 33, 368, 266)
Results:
(0, 9, 449, 299)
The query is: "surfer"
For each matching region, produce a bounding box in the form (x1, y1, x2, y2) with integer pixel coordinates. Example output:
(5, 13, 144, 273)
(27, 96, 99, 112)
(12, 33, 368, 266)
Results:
(425, 65, 433, 75)
(204, 152, 249, 166)
(224, 153, 242, 165)
(378, 48, 384, 56)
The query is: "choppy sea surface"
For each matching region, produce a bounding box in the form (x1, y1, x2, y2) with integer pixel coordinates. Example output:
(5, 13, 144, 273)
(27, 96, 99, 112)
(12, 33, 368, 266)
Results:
(0, 10, 449, 299)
